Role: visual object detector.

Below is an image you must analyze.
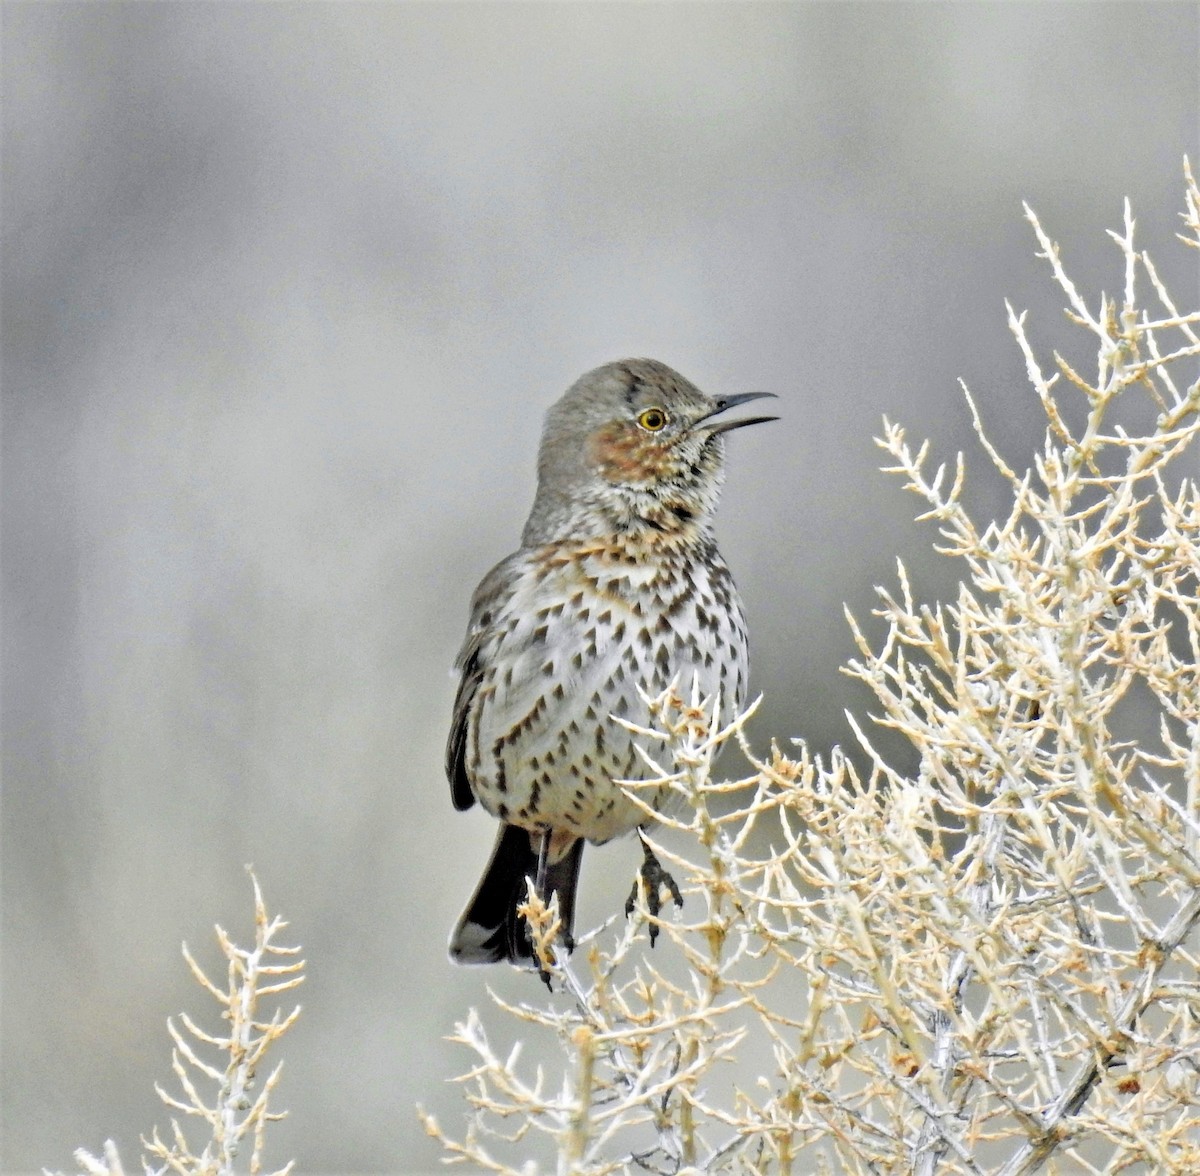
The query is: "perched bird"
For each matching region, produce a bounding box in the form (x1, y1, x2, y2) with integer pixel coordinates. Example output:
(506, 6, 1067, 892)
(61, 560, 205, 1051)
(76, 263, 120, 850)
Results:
(446, 359, 775, 966)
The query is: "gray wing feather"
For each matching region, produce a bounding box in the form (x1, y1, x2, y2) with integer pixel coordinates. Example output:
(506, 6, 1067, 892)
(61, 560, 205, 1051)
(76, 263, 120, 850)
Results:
(445, 554, 520, 812)
(446, 633, 484, 811)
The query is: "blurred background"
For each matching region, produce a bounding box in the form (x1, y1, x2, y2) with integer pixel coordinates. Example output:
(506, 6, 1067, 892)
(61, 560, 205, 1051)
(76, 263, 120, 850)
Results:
(3, 3, 1197, 1172)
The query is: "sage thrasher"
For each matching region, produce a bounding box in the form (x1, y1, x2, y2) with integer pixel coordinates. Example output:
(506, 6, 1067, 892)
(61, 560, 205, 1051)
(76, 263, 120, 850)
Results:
(447, 358, 775, 966)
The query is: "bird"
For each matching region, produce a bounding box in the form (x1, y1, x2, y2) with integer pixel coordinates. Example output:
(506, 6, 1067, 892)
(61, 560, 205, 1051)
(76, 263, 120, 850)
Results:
(446, 358, 775, 967)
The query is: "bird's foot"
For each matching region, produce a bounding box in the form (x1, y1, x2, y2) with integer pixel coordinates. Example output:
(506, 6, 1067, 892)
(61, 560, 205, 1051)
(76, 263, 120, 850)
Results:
(528, 926, 576, 989)
(625, 835, 683, 946)
(528, 927, 576, 989)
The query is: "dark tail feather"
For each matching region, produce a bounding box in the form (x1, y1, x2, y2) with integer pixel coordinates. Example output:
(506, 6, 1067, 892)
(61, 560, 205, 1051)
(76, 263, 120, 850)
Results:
(449, 824, 583, 966)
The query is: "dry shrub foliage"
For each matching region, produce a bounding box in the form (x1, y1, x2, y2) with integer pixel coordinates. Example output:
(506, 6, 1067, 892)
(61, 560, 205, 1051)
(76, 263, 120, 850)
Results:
(422, 169, 1200, 1174)
(50, 875, 304, 1176)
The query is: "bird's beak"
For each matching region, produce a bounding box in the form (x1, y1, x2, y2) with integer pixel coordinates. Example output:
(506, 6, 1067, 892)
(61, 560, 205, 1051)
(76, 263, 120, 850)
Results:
(699, 391, 779, 436)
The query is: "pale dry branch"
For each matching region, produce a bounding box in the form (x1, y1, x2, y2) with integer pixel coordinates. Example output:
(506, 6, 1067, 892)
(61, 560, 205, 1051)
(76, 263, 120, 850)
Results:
(47, 873, 303, 1176)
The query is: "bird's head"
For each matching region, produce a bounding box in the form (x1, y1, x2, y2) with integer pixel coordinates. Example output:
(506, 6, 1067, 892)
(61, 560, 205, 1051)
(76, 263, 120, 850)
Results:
(523, 359, 776, 544)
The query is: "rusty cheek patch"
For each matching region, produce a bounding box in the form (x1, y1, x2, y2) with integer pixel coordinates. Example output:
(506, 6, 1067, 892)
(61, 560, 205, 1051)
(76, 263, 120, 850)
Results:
(586, 422, 669, 485)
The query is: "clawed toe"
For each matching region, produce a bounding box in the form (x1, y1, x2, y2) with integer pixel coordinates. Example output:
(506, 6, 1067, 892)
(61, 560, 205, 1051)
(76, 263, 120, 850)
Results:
(625, 834, 684, 945)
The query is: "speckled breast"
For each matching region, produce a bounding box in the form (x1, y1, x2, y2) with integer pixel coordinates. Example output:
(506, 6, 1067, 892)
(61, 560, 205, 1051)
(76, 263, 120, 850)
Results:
(466, 534, 749, 844)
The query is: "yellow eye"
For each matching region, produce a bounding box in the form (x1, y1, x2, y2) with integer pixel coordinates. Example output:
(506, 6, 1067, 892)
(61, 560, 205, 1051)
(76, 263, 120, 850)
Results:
(637, 407, 669, 432)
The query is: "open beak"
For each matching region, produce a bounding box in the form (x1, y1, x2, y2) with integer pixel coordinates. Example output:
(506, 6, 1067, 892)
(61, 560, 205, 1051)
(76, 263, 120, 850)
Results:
(699, 391, 779, 436)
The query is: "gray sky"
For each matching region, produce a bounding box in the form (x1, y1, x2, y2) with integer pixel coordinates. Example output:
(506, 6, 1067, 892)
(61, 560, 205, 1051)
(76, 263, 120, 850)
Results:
(4, 3, 1198, 1171)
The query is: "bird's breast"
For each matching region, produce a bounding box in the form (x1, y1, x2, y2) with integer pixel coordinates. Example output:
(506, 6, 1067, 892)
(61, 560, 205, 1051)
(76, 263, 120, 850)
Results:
(464, 538, 748, 842)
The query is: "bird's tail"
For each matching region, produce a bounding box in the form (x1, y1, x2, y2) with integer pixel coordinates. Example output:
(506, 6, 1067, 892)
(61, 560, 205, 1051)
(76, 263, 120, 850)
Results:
(449, 824, 583, 966)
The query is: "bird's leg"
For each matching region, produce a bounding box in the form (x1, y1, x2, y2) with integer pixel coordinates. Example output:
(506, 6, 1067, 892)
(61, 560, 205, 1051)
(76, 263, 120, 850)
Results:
(530, 829, 555, 988)
(625, 829, 683, 946)
(534, 828, 552, 898)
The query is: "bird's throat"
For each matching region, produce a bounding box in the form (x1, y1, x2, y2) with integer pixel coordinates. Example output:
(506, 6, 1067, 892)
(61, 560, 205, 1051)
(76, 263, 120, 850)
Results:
(609, 495, 710, 549)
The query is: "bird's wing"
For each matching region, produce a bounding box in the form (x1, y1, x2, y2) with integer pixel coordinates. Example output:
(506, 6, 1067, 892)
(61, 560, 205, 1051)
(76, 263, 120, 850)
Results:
(445, 554, 518, 812)
(446, 632, 484, 811)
